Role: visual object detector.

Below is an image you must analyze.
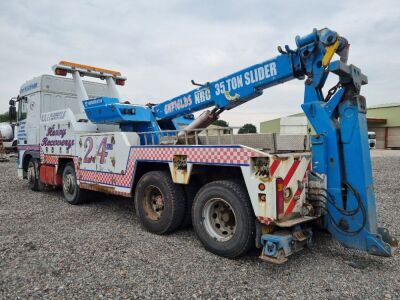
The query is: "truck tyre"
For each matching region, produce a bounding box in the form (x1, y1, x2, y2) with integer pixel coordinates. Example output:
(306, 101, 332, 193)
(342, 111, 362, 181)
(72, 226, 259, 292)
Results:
(62, 162, 87, 205)
(135, 171, 186, 234)
(192, 180, 255, 258)
(27, 158, 44, 191)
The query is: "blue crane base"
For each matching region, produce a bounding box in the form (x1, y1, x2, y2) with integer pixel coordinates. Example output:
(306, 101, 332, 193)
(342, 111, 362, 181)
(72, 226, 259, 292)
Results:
(302, 92, 398, 257)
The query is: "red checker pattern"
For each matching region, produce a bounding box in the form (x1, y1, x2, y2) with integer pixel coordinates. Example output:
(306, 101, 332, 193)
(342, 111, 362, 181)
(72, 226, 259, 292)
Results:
(78, 146, 263, 188)
(43, 155, 59, 165)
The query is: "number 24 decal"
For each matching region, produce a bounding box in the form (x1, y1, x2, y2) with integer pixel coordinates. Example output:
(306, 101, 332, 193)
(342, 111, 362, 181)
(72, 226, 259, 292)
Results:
(83, 137, 109, 164)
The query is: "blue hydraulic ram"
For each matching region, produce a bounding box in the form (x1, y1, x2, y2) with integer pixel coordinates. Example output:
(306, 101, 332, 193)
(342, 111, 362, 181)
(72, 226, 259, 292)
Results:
(81, 28, 397, 257)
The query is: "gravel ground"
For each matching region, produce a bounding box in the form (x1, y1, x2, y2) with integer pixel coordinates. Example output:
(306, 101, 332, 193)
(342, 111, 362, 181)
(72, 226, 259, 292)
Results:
(1, 151, 399, 299)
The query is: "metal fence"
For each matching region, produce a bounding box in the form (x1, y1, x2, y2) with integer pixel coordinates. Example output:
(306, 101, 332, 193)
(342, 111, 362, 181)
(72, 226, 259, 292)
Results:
(137, 127, 310, 153)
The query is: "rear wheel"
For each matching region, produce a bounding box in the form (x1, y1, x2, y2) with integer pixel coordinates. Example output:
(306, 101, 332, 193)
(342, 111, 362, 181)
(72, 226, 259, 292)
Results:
(192, 180, 255, 258)
(134, 171, 186, 234)
(62, 162, 87, 205)
(27, 158, 43, 191)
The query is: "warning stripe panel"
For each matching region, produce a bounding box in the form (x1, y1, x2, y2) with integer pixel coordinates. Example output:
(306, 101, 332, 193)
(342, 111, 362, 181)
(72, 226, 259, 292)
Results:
(283, 159, 301, 186)
(285, 187, 302, 216)
(269, 160, 280, 176)
(284, 161, 311, 216)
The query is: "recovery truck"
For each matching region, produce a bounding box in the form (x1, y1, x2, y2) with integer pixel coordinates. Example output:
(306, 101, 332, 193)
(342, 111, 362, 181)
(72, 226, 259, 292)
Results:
(12, 28, 397, 263)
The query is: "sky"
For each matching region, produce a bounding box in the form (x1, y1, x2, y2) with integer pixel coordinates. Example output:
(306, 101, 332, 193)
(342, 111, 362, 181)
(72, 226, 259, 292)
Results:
(0, 0, 399, 128)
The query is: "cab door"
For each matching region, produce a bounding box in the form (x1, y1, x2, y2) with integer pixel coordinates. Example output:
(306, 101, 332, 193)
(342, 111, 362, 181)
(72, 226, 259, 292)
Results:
(26, 93, 40, 145)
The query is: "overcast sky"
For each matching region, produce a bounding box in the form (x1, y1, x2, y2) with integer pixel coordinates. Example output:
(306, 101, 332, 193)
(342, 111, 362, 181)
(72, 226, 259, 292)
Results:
(0, 0, 399, 127)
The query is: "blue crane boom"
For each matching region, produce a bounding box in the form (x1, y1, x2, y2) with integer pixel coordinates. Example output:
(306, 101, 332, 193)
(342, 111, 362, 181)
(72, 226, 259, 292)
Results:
(78, 28, 351, 134)
(79, 53, 301, 130)
(152, 55, 295, 120)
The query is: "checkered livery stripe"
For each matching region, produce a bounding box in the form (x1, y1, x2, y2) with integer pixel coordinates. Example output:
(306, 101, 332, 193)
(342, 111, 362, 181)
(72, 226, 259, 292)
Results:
(42, 155, 59, 165)
(41, 154, 77, 165)
(78, 146, 263, 187)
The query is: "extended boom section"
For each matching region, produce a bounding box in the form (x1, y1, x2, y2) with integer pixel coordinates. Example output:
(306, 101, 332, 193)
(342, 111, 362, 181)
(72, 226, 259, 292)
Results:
(153, 54, 298, 120)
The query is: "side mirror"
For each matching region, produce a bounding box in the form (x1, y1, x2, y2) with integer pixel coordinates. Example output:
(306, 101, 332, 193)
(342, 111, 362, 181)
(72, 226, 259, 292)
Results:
(9, 99, 15, 106)
(9, 105, 16, 122)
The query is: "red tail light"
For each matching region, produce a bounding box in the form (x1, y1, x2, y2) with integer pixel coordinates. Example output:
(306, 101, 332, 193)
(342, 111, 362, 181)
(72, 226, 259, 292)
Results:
(116, 79, 125, 86)
(54, 68, 67, 76)
(276, 178, 284, 219)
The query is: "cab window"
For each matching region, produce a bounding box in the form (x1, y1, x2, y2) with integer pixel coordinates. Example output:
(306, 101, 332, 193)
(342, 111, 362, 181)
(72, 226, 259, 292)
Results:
(18, 98, 27, 121)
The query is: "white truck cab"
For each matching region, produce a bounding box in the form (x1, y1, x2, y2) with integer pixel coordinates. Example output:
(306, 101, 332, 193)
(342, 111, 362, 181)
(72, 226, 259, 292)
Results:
(15, 74, 119, 179)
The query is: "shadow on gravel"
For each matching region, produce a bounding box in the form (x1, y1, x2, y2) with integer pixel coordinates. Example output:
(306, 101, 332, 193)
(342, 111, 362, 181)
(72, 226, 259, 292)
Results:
(43, 188, 135, 213)
(23, 181, 396, 274)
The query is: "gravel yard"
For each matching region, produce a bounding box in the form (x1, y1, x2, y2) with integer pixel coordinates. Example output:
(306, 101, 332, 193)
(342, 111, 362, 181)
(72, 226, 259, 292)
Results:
(1, 150, 399, 299)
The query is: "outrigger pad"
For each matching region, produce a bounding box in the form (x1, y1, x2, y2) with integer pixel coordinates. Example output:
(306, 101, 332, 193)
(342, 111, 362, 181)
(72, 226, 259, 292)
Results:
(259, 227, 313, 264)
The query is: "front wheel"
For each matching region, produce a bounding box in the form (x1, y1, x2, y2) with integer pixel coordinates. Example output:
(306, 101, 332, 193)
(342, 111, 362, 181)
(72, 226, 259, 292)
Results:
(192, 180, 255, 258)
(62, 162, 87, 205)
(27, 158, 43, 191)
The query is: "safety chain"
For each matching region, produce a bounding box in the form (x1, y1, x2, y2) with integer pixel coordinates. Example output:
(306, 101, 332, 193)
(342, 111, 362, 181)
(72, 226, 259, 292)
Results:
(324, 82, 342, 102)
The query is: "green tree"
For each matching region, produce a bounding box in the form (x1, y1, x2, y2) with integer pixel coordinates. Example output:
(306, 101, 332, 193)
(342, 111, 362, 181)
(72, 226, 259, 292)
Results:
(212, 119, 229, 127)
(238, 123, 257, 134)
(212, 119, 230, 134)
(0, 112, 10, 123)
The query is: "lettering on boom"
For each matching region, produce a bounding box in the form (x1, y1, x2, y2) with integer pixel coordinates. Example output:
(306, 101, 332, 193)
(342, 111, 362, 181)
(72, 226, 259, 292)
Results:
(214, 62, 277, 96)
(164, 95, 193, 115)
(161, 62, 276, 116)
(194, 88, 211, 105)
(163, 88, 212, 116)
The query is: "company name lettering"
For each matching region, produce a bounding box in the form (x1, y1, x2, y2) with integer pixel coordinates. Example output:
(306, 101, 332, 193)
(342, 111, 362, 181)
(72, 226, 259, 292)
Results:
(84, 98, 103, 107)
(164, 95, 193, 115)
(41, 111, 66, 122)
(20, 82, 38, 94)
(41, 125, 74, 150)
(161, 62, 277, 115)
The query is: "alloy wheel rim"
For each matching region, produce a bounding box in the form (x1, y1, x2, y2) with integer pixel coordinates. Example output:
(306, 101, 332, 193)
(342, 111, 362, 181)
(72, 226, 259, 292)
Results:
(63, 172, 76, 195)
(27, 164, 35, 185)
(203, 198, 237, 242)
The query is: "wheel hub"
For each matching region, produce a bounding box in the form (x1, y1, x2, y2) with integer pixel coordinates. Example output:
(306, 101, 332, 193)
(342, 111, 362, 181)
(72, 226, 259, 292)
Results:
(27, 164, 35, 184)
(144, 186, 164, 220)
(63, 173, 75, 194)
(203, 198, 237, 242)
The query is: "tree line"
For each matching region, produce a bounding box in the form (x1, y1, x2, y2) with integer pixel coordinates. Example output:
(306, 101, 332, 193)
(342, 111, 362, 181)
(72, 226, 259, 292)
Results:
(0, 112, 10, 123)
(212, 120, 257, 134)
